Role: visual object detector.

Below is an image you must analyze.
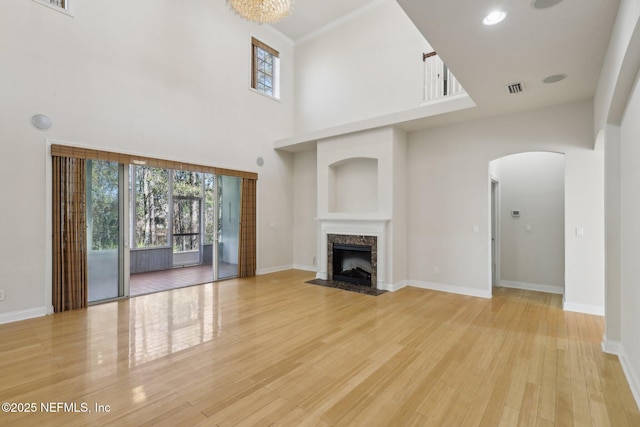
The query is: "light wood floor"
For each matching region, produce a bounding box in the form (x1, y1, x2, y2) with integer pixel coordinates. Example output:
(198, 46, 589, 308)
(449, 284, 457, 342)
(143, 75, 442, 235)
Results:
(0, 270, 638, 426)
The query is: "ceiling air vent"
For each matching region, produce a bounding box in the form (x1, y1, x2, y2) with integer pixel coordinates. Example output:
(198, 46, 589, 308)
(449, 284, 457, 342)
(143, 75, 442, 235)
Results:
(505, 82, 525, 94)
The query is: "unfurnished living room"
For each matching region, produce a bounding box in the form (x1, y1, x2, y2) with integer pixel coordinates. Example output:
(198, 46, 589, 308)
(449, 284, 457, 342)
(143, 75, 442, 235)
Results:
(1, 0, 640, 425)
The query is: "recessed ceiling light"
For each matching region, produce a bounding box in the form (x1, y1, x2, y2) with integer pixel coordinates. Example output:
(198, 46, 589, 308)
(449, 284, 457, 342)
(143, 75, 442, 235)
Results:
(483, 10, 507, 25)
(532, 0, 563, 9)
(543, 74, 567, 83)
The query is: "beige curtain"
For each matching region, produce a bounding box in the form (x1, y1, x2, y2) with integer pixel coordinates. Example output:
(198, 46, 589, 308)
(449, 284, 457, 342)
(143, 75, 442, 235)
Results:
(52, 156, 88, 312)
(238, 178, 257, 278)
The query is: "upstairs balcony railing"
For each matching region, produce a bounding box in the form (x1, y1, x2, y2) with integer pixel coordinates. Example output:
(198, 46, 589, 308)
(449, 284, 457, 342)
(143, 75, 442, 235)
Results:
(423, 51, 465, 102)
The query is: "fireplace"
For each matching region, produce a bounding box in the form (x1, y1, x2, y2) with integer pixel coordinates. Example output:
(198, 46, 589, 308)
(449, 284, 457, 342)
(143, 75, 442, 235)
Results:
(332, 243, 372, 286)
(327, 234, 377, 288)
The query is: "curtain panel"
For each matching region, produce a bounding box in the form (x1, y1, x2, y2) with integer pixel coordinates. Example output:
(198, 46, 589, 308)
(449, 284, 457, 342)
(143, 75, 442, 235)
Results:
(238, 178, 257, 278)
(52, 156, 88, 312)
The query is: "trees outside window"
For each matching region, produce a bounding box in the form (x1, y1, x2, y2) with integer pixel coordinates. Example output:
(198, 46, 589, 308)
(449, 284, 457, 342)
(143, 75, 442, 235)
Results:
(134, 166, 169, 248)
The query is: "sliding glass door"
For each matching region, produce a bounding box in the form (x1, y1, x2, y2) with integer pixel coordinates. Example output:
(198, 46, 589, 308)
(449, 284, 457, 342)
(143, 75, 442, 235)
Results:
(86, 160, 124, 302)
(52, 143, 256, 307)
(216, 176, 241, 280)
(129, 167, 240, 293)
(87, 164, 241, 299)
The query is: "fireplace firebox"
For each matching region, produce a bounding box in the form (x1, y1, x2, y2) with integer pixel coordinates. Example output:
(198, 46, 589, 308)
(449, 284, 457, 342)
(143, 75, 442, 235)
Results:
(327, 233, 377, 288)
(332, 243, 372, 286)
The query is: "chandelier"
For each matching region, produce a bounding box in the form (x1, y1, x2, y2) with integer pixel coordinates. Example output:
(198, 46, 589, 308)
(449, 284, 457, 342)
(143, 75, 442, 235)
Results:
(227, 0, 294, 24)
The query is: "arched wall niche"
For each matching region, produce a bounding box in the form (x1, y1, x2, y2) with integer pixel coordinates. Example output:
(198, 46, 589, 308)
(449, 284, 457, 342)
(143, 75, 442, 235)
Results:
(328, 157, 379, 213)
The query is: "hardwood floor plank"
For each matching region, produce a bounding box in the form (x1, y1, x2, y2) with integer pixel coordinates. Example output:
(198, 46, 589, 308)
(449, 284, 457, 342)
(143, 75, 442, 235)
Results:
(555, 348, 575, 426)
(536, 416, 556, 427)
(498, 406, 520, 427)
(0, 270, 637, 426)
(538, 333, 558, 422)
(517, 382, 541, 427)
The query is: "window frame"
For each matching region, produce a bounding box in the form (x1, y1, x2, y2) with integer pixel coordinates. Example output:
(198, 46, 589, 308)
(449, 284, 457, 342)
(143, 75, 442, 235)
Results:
(130, 165, 171, 250)
(251, 37, 280, 100)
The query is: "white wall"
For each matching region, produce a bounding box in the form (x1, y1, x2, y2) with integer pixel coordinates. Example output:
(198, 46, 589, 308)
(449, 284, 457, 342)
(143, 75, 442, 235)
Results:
(0, 0, 294, 321)
(619, 68, 640, 404)
(293, 0, 429, 134)
(595, 0, 640, 407)
(497, 153, 565, 292)
(406, 100, 605, 309)
(292, 150, 318, 271)
(563, 147, 605, 314)
(391, 129, 408, 285)
(604, 124, 622, 343)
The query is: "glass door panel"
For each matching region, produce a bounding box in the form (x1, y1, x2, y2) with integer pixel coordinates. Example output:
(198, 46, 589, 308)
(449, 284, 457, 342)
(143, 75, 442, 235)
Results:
(217, 176, 241, 279)
(172, 171, 202, 268)
(203, 174, 216, 275)
(172, 197, 201, 267)
(87, 160, 123, 302)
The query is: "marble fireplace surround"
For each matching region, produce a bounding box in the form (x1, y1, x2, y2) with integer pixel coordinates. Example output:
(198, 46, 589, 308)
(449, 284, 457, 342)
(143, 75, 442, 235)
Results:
(317, 219, 388, 290)
(327, 233, 377, 287)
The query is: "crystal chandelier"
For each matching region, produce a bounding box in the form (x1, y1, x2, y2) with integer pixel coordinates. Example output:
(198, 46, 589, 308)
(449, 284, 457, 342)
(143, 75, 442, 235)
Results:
(227, 0, 294, 24)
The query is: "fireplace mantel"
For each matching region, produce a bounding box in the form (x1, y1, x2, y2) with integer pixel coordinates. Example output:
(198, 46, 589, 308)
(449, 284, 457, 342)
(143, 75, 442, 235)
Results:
(317, 218, 388, 290)
(316, 216, 391, 222)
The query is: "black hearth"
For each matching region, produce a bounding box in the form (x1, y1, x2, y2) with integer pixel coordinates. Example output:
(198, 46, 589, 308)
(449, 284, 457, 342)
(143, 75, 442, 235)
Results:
(332, 243, 373, 287)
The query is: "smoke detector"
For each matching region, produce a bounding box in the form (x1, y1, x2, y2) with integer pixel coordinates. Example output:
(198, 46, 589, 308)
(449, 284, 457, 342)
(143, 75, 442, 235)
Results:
(543, 74, 567, 84)
(505, 82, 525, 94)
(532, 0, 563, 9)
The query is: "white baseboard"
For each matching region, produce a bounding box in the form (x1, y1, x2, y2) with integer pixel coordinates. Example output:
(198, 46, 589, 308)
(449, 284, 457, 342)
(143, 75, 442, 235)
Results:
(407, 280, 492, 299)
(562, 301, 604, 316)
(619, 348, 640, 411)
(256, 265, 293, 275)
(500, 280, 564, 294)
(292, 264, 317, 272)
(602, 337, 623, 355)
(601, 338, 640, 411)
(0, 306, 49, 325)
(379, 280, 408, 292)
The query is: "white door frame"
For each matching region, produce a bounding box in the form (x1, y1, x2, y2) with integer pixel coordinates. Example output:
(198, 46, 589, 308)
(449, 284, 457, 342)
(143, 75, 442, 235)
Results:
(491, 179, 500, 288)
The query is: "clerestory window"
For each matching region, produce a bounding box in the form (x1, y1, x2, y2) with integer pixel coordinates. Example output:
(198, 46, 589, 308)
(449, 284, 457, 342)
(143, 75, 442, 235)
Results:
(251, 37, 280, 99)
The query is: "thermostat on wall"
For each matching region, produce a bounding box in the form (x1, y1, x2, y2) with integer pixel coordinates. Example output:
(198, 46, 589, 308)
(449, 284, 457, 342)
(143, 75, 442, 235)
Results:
(511, 210, 520, 217)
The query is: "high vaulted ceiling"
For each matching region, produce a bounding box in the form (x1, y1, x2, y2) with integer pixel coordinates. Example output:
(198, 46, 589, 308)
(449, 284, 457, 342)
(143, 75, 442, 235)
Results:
(273, 0, 380, 42)
(273, 0, 620, 131)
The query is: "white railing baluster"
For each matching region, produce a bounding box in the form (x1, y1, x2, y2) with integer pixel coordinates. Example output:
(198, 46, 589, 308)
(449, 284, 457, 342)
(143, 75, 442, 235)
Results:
(423, 52, 465, 102)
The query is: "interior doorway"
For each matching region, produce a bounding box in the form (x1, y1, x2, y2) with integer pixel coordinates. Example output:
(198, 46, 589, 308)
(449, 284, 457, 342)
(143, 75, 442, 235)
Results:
(489, 152, 565, 295)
